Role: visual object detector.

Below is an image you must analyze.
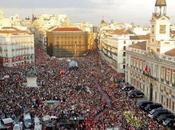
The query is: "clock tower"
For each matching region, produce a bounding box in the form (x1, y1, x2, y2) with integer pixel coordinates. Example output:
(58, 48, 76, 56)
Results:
(150, 0, 170, 42)
(147, 0, 172, 54)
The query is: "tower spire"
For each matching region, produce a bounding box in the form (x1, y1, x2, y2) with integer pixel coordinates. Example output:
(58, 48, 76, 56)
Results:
(155, 0, 167, 16)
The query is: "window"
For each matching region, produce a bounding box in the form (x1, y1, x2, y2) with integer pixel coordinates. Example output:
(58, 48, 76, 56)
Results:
(161, 95, 163, 104)
(161, 67, 165, 80)
(123, 65, 125, 69)
(160, 25, 166, 34)
(172, 71, 175, 85)
(123, 52, 126, 56)
(166, 68, 171, 83)
(123, 46, 126, 50)
(123, 59, 126, 64)
(166, 98, 169, 107)
(155, 92, 157, 101)
(152, 29, 154, 34)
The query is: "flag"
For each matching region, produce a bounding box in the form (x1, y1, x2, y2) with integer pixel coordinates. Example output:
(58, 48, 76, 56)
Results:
(60, 69, 65, 76)
(144, 65, 150, 74)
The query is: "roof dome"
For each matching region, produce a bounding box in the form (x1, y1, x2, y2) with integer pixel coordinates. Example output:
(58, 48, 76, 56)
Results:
(155, 0, 166, 6)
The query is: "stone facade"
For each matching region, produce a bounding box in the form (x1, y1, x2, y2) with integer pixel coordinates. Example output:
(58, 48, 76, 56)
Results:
(125, 0, 175, 113)
(47, 27, 88, 58)
(0, 27, 35, 67)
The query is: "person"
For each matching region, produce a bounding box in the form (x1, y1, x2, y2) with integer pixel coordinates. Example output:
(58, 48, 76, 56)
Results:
(0, 45, 165, 130)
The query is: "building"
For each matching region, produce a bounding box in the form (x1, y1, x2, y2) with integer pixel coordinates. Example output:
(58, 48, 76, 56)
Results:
(31, 14, 70, 45)
(0, 27, 35, 67)
(126, 0, 175, 113)
(99, 21, 150, 73)
(47, 27, 88, 58)
(0, 11, 25, 28)
(100, 29, 133, 73)
(72, 22, 96, 50)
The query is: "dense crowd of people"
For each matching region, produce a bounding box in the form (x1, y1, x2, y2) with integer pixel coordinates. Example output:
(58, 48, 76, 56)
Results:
(0, 46, 166, 130)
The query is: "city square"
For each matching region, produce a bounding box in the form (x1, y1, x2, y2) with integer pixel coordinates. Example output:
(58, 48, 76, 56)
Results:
(0, 0, 175, 130)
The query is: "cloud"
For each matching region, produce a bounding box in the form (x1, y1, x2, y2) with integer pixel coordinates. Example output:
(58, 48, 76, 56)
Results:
(0, 0, 175, 25)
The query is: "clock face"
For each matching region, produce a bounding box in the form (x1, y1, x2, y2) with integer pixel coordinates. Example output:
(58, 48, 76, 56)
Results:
(160, 25, 166, 34)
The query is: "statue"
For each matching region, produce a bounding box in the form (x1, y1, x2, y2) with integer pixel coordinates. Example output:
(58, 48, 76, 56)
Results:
(25, 66, 38, 88)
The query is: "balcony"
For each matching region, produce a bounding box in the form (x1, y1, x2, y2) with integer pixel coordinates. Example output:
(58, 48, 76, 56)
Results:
(143, 72, 158, 81)
(161, 79, 175, 86)
(173, 83, 175, 88)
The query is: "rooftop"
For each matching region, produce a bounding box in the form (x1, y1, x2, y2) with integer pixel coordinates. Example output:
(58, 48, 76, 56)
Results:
(0, 27, 31, 35)
(164, 48, 175, 57)
(52, 27, 82, 32)
(111, 29, 132, 35)
(129, 41, 147, 51)
(155, 0, 166, 6)
(130, 34, 150, 40)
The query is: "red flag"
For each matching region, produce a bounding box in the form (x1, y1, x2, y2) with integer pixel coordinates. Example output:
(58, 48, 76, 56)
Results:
(144, 65, 151, 74)
(144, 65, 148, 72)
(60, 69, 65, 76)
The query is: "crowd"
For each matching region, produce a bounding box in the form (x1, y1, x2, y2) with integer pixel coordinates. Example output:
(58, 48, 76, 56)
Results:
(0, 46, 166, 130)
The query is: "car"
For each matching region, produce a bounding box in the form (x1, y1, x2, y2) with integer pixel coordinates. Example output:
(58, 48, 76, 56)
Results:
(144, 103, 163, 112)
(34, 117, 42, 130)
(13, 123, 22, 130)
(156, 113, 175, 124)
(128, 90, 144, 98)
(121, 86, 135, 92)
(1, 118, 14, 130)
(137, 101, 153, 110)
(163, 118, 175, 127)
(148, 109, 171, 119)
(148, 107, 164, 115)
(23, 113, 33, 129)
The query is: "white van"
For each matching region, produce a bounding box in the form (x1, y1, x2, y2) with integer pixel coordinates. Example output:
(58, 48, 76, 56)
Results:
(23, 113, 33, 129)
(13, 123, 22, 130)
(34, 117, 42, 130)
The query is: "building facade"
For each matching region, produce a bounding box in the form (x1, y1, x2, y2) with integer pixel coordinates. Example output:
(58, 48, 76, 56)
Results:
(99, 26, 149, 73)
(32, 14, 70, 45)
(72, 22, 97, 50)
(47, 27, 88, 58)
(0, 27, 35, 67)
(126, 0, 175, 113)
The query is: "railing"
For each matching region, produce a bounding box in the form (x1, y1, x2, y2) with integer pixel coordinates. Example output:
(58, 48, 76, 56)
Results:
(143, 72, 158, 81)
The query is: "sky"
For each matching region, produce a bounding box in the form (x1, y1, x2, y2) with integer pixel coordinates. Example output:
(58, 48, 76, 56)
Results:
(0, 0, 175, 25)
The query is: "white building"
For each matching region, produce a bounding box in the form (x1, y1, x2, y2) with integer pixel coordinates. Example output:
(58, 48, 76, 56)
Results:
(100, 29, 133, 73)
(0, 10, 24, 28)
(132, 26, 150, 35)
(99, 22, 150, 73)
(126, 0, 175, 113)
(0, 27, 35, 67)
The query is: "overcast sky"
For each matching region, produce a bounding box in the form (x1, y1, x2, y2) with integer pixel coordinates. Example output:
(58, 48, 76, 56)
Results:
(0, 0, 175, 25)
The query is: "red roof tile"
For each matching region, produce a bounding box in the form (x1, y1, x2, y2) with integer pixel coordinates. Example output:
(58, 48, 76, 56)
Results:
(52, 27, 82, 32)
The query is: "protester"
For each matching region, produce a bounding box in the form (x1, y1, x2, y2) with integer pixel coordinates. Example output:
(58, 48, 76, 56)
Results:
(0, 46, 164, 130)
